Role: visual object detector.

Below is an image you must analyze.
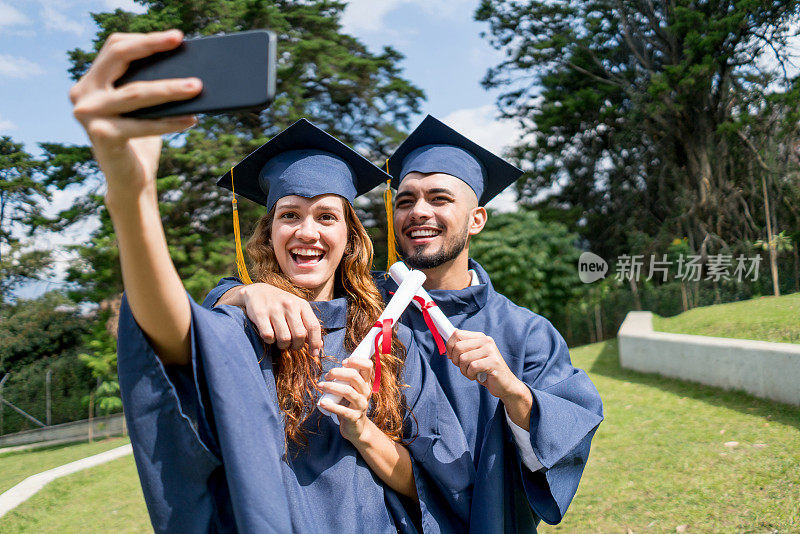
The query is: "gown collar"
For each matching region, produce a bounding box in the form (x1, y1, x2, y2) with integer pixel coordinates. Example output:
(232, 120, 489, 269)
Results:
(309, 297, 348, 330)
(426, 259, 491, 317)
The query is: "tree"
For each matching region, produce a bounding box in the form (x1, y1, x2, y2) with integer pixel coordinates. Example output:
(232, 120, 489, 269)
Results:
(476, 0, 800, 263)
(0, 245, 52, 305)
(0, 292, 90, 374)
(0, 137, 52, 302)
(0, 291, 96, 434)
(79, 319, 123, 416)
(46, 0, 425, 306)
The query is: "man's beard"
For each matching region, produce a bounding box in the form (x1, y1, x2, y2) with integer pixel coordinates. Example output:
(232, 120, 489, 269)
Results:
(402, 224, 470, 270)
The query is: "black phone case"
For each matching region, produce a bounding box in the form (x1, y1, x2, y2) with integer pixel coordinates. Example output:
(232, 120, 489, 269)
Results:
(115, 30, 277, 118)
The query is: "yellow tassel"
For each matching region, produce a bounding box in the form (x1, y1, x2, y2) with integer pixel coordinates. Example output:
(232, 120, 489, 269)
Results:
(384, 161, 398, 271)
(230, 167, 253, 285)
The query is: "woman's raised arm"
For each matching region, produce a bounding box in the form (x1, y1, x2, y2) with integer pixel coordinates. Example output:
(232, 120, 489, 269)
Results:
(70, 30, 203, 365)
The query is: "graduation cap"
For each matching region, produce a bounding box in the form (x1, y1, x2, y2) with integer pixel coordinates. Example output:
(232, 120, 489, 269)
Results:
(217, 118, 390, 210)
(386, 115, 523, 206)
(217, 118, 390, 284)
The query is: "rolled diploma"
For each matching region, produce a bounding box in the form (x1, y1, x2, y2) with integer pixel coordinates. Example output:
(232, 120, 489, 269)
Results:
(388, 262, 488, 383)
(317, 268, 426, 416)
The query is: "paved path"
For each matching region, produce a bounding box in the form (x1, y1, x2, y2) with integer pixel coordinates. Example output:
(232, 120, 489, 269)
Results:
(0, 444, 133, 518)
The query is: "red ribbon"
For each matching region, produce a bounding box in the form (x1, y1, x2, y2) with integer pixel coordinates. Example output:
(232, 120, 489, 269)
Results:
(412, 295, 446, 355)
(372, 319, 392, 393)
(389, 291, 447, 355)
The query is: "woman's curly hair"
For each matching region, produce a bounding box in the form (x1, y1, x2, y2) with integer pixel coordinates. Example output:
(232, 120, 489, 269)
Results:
(246, 198, 407, 448)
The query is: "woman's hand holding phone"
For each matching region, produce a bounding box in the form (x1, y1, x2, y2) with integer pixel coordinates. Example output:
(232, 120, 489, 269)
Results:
(69, 30, 201, 367)
(69, 30, 201, 201)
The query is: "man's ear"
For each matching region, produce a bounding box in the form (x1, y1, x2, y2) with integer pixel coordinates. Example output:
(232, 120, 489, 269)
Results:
(468, 206, 488, 237)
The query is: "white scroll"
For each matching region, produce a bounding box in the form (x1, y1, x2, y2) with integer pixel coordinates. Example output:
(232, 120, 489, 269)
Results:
(389, 262, 488, 383)
(317, 266, 426, 416)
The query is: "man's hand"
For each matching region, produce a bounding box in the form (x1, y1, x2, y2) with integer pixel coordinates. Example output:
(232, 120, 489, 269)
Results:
(217, 283, 323, 355)
(446, 329, 533, 429)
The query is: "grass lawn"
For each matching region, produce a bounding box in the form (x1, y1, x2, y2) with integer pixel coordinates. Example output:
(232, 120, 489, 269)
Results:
(0, 437, 131, 494)
(1, 341, 798, 532)
(652, 292, 800, 344)
(545, 340, 800, 533)
(0, 455, 150, 534)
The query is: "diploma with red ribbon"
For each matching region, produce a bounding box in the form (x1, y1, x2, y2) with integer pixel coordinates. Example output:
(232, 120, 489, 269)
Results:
(317, 266, 426, 417)
(389, 262, 488, 383)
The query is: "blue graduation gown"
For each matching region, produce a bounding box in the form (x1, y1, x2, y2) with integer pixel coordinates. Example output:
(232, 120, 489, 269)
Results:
(202, 261, 603, 531)
(118, 293, 473, 533)
(380, 260, 604, 532)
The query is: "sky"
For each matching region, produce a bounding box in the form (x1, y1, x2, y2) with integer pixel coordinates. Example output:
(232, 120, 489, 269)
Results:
(0, 0, 523, 298)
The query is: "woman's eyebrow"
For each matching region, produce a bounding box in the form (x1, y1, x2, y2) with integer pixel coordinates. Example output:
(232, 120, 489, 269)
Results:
(314, 203, 344, 213)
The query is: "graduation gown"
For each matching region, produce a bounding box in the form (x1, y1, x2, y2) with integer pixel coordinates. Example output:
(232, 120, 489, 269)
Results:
(380, 260, 604, 532)
(203, 260, 603, 532)
(118, 293, 474, 533)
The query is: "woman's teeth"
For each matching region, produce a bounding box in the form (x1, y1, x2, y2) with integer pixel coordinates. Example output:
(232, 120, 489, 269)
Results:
(290, 248, 324, 264)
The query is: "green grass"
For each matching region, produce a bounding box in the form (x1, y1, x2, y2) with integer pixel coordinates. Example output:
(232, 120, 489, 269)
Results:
(652, 292, 800, 344)
(0, 455, 150, 534)
(2, 341, 799, 533)
(0, 437, 131, 494)
(545, 340, 800, 533)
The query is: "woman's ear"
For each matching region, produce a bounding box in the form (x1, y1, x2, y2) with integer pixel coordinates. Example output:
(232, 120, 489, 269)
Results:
(468, 206, 488, 237)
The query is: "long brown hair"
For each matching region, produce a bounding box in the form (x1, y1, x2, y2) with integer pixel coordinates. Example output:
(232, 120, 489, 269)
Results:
(246, 198, 407, 448)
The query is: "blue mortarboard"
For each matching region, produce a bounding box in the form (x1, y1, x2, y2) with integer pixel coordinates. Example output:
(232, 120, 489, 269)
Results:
(386, 115, 523, 206)
(217, 119, 390, 210)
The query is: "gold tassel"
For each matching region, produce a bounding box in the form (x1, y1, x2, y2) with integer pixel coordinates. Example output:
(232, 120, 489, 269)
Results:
(384, 161, 398, 271)
(230, 167, 253, 284)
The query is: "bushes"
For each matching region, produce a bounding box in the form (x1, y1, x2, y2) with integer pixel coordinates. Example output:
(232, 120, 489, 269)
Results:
(470, 210, 798, 348)
(0, 291, 107, 435)
(471, 210, 582, 320)
(0, 354, 94, 434)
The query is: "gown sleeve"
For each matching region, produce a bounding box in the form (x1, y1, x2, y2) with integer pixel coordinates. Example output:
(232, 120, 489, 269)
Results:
(392, 328, 475, 534)
(516, 316, 604, 525)
(201, 277, 244, 309)
(117, 292, 292, 533)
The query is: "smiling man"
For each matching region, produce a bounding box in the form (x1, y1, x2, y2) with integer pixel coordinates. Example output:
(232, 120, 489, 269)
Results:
(203, 115, 603, 532)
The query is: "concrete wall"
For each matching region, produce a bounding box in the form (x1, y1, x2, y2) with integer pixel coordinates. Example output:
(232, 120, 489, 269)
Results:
(0, 413, 126, 448)
(618, 311, 800, 406)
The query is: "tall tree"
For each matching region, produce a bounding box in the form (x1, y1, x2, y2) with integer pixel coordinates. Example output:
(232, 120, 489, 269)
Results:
(0, 136, 52, 302)
(47, 0, 425, 304)
(476, 0, 800, 262)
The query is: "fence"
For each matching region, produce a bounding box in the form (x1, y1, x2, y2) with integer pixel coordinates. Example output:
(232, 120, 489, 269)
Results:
(0, 413, 126, 449)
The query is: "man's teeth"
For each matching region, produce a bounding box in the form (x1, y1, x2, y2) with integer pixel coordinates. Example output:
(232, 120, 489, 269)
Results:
(291, 248, 323, 256)
(410, 229, 440, 238)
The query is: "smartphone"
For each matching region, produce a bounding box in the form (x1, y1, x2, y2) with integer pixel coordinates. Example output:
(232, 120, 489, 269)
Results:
(115, 30, 277, 119)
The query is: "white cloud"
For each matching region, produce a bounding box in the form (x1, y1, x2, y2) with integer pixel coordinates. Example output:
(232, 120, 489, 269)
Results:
(41, 5, 88, 36)
(0, 2, 30, 28)
(440, 104, 522, 155)
(0, 114, 16, 132)
(341, 0, 474, 35)
(341, 0, 402, 35)
(438, 105, 524, 212)
(0, 54, 44, 79)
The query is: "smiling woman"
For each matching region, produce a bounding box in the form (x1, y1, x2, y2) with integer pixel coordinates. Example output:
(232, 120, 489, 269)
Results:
(265, 195, 349, 301)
